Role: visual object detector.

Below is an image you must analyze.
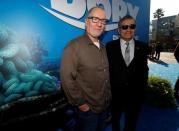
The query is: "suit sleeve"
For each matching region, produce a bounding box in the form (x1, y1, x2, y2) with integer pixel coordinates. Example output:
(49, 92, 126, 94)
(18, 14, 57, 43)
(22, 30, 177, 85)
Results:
(142, 44, 149, 88)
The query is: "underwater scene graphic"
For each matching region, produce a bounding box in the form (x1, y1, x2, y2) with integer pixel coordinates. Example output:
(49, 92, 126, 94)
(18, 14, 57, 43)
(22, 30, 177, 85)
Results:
(0, 24, 59, 105)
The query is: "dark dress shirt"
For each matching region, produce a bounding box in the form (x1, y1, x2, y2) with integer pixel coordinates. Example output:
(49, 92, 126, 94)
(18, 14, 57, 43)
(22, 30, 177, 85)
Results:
(60, 34, 111, 113)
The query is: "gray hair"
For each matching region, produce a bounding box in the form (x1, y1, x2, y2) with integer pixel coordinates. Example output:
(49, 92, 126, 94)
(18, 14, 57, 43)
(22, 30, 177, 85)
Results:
(118, 15, 136, 28)
(87, 6, 105, 17)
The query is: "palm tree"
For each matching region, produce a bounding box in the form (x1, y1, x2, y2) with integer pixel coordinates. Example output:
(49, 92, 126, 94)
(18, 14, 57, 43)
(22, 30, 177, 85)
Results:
(153, 8, 164, 20)
(153, 8, 165, 41)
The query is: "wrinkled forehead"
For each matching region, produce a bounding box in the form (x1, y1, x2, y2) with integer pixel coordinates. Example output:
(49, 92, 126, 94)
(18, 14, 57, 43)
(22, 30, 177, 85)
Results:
(89, 8, 106, 19)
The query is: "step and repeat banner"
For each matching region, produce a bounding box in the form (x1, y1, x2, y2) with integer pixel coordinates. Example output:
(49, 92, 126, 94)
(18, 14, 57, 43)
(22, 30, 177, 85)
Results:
(0, 0, 150, 105)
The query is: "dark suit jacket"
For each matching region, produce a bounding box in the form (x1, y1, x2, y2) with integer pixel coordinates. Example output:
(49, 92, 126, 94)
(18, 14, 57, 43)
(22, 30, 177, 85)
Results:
(106, 39, 149, 106)
(174, 44, 179, 63)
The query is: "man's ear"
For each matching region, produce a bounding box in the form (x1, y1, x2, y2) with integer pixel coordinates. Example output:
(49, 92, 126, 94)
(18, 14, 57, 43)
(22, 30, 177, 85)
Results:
(118, 28, 120, 34)
(85, 18, 87, 24)
(84, 19, 87, 29)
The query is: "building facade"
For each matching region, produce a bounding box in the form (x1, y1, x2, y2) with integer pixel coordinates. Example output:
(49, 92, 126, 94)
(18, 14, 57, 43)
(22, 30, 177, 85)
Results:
(151, 14, 179, 51)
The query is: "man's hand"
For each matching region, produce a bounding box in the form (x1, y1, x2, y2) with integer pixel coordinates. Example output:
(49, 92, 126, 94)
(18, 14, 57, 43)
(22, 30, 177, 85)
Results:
(78, 103, 90, 112)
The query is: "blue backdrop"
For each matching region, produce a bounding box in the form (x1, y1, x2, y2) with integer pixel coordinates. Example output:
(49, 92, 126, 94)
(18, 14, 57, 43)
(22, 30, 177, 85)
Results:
(0, 0, 150, 105)
(0, 0, 150, 64)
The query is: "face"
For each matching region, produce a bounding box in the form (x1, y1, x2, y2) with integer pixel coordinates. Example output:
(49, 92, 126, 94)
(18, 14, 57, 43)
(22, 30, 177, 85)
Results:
(85, 8, 106, 42)
(119, 18, 136, 41)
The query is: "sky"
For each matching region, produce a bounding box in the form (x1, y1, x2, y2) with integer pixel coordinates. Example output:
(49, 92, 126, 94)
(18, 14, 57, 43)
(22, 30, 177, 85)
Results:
(150, 0, 179, 20)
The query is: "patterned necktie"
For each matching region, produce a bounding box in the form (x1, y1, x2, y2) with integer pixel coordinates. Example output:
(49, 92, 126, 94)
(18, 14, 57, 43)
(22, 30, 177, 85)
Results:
(125, 42, 130, 66)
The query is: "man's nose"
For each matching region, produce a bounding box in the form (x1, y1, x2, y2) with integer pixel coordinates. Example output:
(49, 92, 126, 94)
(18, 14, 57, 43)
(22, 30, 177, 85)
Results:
(97, 21, 103, 26)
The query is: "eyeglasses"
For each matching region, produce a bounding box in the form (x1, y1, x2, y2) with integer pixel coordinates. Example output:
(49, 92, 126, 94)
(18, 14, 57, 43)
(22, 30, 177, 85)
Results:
(88, 16, 108, 25)
(120, 24, 136, 30)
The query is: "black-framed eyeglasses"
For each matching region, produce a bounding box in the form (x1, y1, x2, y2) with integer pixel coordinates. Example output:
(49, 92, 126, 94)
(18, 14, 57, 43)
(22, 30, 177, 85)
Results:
(88, 16, 108, 25)
(120, 24, 136, 30)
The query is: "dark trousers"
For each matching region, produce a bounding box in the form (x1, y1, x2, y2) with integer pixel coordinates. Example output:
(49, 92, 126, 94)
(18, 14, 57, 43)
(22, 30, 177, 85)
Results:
(155, 52, 160, 60)
(76, 110, 108, 131)
(112, 103, 141, 131)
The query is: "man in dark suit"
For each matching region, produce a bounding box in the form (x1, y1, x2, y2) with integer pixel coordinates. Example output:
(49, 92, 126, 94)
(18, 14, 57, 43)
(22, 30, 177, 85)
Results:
(106, 15, 149, 131)
(174, 43, 179, 63)
(174, 43, 179, 98)
(155, 41, 163, 60)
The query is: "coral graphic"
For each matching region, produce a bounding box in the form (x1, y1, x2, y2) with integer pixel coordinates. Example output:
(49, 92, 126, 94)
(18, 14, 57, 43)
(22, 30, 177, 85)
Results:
(0, 24, 58, 106)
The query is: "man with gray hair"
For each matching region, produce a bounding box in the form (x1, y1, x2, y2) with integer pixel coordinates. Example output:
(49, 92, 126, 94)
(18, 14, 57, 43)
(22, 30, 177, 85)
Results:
(106, 15, 149, 131)
(60, 6, 111, 131)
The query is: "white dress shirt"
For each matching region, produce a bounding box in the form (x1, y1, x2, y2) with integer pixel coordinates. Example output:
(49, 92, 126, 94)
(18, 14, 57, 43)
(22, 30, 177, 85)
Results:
(120, 39, 135, 62)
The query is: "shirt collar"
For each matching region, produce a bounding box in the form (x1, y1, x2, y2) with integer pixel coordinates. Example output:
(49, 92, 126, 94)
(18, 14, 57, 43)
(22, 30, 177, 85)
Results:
(83, 34, 105, 48)
(120, 38, 134, 46)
